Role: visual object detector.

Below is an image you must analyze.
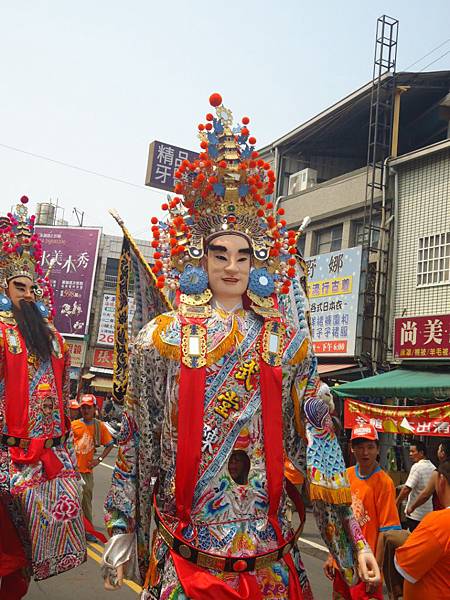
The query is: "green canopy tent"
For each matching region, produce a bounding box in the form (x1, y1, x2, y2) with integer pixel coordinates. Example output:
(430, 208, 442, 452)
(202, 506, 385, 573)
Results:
(331, 368, 450, 400)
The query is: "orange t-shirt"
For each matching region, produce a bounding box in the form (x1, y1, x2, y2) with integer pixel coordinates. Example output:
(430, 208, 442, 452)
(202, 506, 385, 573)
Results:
(71, 418, 113, 473)
(395, 508, 450, 600)
(347, 465, 401, 553)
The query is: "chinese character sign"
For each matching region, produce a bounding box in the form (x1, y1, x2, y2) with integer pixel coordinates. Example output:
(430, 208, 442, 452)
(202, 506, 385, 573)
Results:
(65, 339, 85, 368)
(145, 140, 199, 192)
(97, 293, 136, 347)
(307, 246, 362, 356)
(36, 226, 101, 337)
(93, 348, 114, 370)
(344, 399, 450, 437)
(394, 314, 450, 359)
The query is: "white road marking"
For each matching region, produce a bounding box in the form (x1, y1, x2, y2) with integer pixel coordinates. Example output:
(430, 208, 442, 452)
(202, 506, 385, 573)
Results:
(298, 536, 328, 552)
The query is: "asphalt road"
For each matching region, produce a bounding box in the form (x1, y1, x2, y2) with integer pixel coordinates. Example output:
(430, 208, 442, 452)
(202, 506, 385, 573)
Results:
(27, 448, 332, 599)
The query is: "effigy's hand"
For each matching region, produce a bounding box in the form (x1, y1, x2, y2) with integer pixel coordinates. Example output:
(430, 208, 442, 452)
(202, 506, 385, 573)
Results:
(357, 550, 381, 593)
(104, 563, 125, 590)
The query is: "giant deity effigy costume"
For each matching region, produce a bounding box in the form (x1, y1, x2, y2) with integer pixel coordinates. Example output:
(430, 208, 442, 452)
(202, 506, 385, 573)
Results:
(104, 95, 377, 599)
(0, 198, 86, 594)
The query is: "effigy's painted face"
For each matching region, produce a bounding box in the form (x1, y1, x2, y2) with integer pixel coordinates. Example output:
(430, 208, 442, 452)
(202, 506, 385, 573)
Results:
(7, 276, 36, 309)
(205, 234, 251, 303)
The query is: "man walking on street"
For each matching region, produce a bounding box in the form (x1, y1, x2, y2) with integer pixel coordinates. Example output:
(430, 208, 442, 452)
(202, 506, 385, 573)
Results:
(396, 440, 435, 532)
(323, 423, 401, 599)
(72, 393, 114, 541)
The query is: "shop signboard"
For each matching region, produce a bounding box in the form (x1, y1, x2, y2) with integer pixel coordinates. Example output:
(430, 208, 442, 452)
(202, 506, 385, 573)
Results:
(344, 398, 450, 436)
(97, 293, 136, 347)
(306, 246, 362, 357)
(65, 338, 85, 368)
(394, 314, 450, 360)
(145, 140, 199, 192)
(36, 226, 101, 337)
(92, 347, 114, 370)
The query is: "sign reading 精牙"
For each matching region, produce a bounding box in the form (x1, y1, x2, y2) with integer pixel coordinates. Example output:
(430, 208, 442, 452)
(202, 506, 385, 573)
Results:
(145, 140, 199, 192)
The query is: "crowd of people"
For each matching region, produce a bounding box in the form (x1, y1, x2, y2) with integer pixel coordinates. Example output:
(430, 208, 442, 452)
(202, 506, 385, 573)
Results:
(1, 96, 449, 600)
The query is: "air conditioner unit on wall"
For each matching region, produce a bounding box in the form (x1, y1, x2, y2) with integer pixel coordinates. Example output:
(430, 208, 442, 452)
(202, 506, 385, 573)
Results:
(288, 168, 318, 195)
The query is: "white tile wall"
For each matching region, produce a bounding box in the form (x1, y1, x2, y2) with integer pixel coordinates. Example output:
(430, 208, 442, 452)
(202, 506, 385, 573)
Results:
(393, 149, 450, 321)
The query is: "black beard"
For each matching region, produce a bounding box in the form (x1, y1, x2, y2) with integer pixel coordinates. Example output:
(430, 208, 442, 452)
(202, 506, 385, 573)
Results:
(13, 300, 55, 361)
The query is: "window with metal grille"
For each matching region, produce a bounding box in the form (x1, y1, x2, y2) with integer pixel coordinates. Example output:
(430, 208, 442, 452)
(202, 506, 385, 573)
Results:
(314, 224, 343, 254)
(417, 232, 450, 287)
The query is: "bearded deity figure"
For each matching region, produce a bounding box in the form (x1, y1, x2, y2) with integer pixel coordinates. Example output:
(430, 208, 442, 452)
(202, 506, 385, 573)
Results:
(103, 95, 380, 600)
(0, 197, 85, 600)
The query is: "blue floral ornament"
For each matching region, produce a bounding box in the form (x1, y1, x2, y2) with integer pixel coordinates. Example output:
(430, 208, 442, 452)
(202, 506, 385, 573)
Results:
(248, 268, 275, 298)
(0, 293, 12, 311)
(179, 265, 209, 295)
(35, 300, 49, 318)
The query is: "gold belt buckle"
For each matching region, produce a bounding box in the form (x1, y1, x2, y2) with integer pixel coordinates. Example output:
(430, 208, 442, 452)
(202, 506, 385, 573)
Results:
(19, 438, 30, 450)
(44, 438, 54, 449)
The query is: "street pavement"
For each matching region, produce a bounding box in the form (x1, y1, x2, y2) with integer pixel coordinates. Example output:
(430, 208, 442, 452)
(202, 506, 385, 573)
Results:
(27, 448, 332, 599)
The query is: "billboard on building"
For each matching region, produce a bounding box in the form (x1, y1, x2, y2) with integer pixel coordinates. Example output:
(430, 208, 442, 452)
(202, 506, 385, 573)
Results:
(394, 314, 450, 360)
(306, 246, 362, 357)
(36, 226, 101, 337)
(97, 293, 136, 347)
(145, 140, 199, 192)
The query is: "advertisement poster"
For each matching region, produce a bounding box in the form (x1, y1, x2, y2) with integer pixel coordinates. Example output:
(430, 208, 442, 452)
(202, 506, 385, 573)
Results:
(306, 246, 362, 356)
(65, 338, 85, 368)
(36, 226, 101, 337)
(145, 140, 199, 192)
(97, 293, 136, 346)
(344, 398, 450, 436)
(394, 314, 450, 359)
(92, 348, 114, 370)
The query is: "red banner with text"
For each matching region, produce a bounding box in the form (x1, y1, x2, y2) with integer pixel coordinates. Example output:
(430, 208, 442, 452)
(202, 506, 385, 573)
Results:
(344, 399, 450, 436)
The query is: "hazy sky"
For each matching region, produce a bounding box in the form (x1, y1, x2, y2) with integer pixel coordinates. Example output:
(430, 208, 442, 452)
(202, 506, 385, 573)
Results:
(1, 1, 449, 238)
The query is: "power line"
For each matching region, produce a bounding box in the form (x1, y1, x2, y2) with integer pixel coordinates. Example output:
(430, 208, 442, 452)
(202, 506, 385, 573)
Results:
(401, 37, 450, 71)
(417, 49, 450, 73)
(0, 141, 167, 195)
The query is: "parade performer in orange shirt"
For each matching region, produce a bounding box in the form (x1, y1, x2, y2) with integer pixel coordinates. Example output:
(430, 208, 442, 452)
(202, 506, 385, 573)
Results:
(324, 424, 401, 599)
(0, 197, 85, 599)
(102, 95, 380, 599)
(395, 459, 450, 599)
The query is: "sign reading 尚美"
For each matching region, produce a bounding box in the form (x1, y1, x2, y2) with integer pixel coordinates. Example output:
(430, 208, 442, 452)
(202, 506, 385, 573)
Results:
(145, 140, 199, 192)
(36, 226, 101, 337)
(344, 399, 450, 436)
(307, 246, 362, 356)
(394, 314, 450, 360)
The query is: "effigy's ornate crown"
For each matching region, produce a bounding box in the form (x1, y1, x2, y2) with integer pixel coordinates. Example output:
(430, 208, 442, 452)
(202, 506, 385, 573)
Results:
(150, 94, 299, 297)
(0, 196, 55, 314)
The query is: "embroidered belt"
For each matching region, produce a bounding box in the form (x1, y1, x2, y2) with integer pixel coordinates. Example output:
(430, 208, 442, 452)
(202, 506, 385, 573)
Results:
(1, 433, 67, 449)
(154, 508, 302, 573)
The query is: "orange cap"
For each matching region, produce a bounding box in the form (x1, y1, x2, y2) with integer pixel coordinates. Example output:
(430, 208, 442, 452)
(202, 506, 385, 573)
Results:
(69, 399, 80, 409)
(351, 423, 378, 441)
(79, 394, 96, 407)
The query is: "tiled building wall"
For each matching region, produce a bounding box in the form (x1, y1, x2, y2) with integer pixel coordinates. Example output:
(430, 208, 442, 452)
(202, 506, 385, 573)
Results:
(391, 149, 450, 356)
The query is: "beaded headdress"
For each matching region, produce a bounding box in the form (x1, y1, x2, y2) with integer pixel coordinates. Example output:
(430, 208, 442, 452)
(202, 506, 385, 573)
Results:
(0, 196, 55, 315)
(151, 94, 299, 302)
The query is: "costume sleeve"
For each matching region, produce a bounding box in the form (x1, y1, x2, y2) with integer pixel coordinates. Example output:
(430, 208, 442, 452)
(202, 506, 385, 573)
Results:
(395, 515, 443, 583)
(103, 318, 167, 585)
(286, 345, 369, 586)
(377, 474, 401, 532)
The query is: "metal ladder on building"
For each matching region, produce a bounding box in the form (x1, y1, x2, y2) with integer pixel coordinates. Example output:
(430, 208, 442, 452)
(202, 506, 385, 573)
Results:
(356, 15, 399, 371)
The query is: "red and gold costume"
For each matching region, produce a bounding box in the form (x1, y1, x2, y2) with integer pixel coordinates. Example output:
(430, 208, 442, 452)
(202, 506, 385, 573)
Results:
(0, 199, 86, 596)
(103, 96, 371, 599)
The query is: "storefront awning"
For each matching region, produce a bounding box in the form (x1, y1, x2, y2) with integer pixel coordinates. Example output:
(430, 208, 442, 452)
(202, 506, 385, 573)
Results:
(81, 372, 95, 380)
(332, 368, 450, 400)
(90, 376, 113, 393)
